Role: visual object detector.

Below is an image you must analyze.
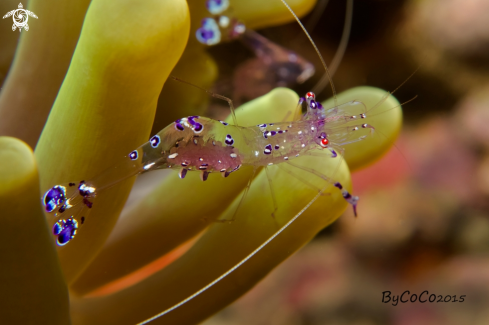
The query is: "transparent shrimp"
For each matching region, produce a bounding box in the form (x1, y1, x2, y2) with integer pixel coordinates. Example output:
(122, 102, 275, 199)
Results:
(42, 87, 372, 246)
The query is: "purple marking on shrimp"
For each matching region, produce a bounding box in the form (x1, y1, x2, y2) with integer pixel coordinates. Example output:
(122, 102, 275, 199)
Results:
(150, 135, 160, 148)
(263, 132, 268, 139)
(309, 100, 317, 109)
(334, 182, 342, 190)
(196, 18, 220, 45)
(330, 149, 337, 158)
(319, 132, 327, 139)
(317, 102, 324, 110)
(199, 163, 209, 170)
(174, 122, 184, 131)
(274, 145, 280, 150)
(129, 150, 138, 160)
(270, 131, 277, 136)
(201, 170, 209, 181)
(194, 123, 204, 133)
(219, 120, 229, 126)
(53, 218, 78, 246)
(225, 134, 235, 146)
(43, 185, 66, 213)
(257, 123, 267, 128)
(278, 130, 283, 134)
(206, 0, 229, 15)
(264, 144, 272, 155)
(179, 169, 188, 179)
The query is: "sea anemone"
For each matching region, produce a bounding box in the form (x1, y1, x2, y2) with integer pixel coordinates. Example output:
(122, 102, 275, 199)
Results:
(0, 0, 401, 324)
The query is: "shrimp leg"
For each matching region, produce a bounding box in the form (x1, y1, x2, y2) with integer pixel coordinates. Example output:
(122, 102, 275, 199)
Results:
(286, 160, 358, 216)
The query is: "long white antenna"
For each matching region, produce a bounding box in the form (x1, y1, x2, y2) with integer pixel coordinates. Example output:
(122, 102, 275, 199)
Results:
(137, 188, 325, 325)
(279, 0, 337, 106)
(312, 0, 353, 94)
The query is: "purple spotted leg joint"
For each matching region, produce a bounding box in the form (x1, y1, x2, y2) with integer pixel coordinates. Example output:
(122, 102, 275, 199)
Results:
(53, 218, 79, 246)
(43, 185, 67, 213)
(334, 182, 359, 217)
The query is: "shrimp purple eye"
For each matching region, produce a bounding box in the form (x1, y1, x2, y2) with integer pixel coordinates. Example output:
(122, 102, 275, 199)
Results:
(43, 185, 66, 213)
(150, 135, 160, 148)
(196, 18, 221, 46)
(129, 150, 138, 160)
(219, 120, 228, 126)
(206, 0, 229, 14)
(309, 100, 318, 109)
(53, 218, 78, 246)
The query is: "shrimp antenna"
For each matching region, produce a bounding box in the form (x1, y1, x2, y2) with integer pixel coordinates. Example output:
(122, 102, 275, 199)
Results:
(137, 188, 325, 325)
(312, 0, 353, 94)
(304, 0, 330, 33)
(279, 0, 338, 106)
(390, 66, 420, 96)
(170, 76, 239, 126)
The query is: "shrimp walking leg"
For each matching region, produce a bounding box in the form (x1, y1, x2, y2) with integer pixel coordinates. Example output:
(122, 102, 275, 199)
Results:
(217, 167, 257, 223)
(286, 160, 358, 215)
(265, 166, 279, 219)
(276, 164, 324, 193)
(171, 76, 239, 126)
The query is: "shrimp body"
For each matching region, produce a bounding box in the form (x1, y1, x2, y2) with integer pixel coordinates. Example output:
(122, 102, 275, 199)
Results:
(42, 91, 367, 246)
